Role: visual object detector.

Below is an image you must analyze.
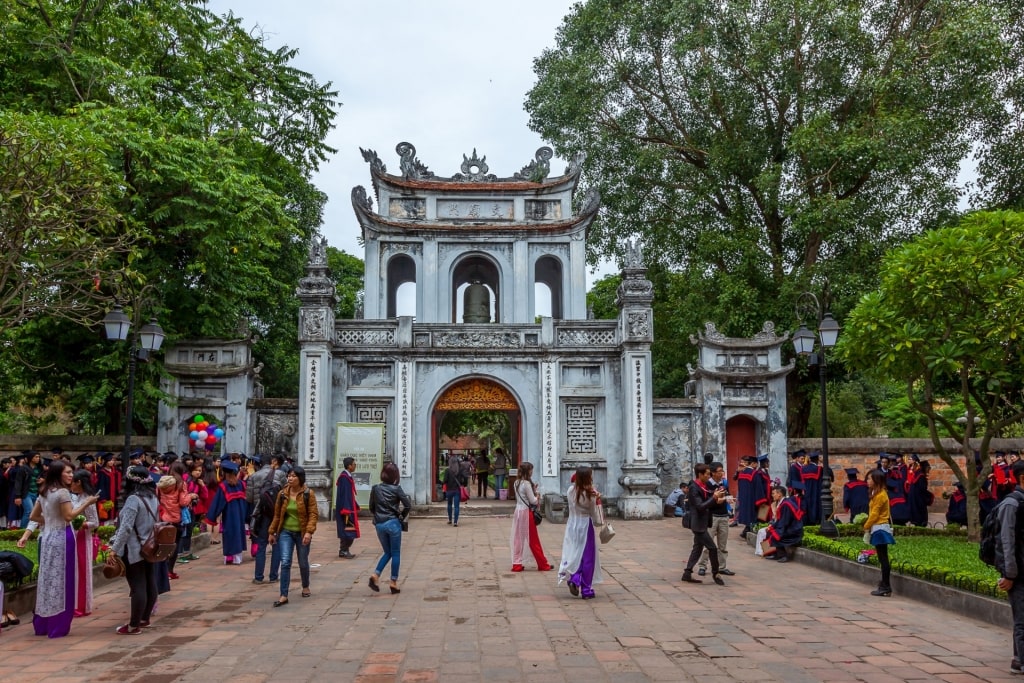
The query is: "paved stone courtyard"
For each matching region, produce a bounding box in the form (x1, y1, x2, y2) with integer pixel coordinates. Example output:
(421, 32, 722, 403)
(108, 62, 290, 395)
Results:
(1, 511, 1015, 682)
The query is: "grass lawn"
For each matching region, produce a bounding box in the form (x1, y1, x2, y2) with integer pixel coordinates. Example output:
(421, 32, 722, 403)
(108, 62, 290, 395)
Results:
(0, 539, 40, 582)
(804, 527, 1004, 598)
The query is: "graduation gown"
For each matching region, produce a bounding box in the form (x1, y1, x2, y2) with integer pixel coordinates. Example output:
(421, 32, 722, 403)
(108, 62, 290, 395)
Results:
(768, 496, 804, 548)
(945, 485, 967, 525)
(799, 464, 822, 525)
(906, 469, 930, 527)
(842, 480, 870, 522)
(96, 467, 122, 521)
(334, 470, 361, 540)
(735, 466, 757, 526)
(886, 470, 909, 525)
(205, 480, 248, 556)
(787, 462, 803, 490)
(753, 468, 773, 520)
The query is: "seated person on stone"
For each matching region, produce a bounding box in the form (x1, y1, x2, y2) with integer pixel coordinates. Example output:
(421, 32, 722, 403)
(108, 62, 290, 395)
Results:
(664, 482, 686, 517)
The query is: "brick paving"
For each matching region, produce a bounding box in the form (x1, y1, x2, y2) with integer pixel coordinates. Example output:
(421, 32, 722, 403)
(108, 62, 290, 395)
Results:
(1, 509, 1017, 682)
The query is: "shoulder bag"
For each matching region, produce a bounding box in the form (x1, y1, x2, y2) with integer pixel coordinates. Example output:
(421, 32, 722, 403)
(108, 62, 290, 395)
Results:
(133, 497, 178, 563)
(516, 482, 543, 525)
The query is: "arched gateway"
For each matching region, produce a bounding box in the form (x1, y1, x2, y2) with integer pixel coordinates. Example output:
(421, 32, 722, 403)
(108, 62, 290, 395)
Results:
(431, 377, 521, 502)
(294, 142, 664, 517)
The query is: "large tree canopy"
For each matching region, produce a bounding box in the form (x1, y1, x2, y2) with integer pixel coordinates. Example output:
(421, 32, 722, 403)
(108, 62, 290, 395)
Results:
(0, 0, 339, 431)
(527, 0, 1010, 343)
(839, 210, 1024, 538)
(0, 110, 135, 335)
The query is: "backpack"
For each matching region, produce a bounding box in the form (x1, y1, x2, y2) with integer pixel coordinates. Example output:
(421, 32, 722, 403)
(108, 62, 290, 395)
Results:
(249, 473, 281, 532)
(980, 490, 1024, 567)
(679, 482, 692, 529)
(134, 497, 178, 563)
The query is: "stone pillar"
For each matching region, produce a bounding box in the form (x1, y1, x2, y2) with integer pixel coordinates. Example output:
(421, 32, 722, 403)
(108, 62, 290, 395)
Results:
(615, 241, 661, 519)
(297, 237, 338, 516)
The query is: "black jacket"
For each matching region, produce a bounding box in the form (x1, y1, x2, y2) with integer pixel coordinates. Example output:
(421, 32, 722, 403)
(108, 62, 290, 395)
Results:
(369, 483, 411, 526)
(10, 464, 31, 499)
(686, 479, 719, 533)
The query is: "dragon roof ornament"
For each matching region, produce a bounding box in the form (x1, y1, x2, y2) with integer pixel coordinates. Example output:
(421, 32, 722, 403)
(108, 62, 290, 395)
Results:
(396, 142, 435, 180)
(359, 143, 580, 185)
(513, 146, 554, 182)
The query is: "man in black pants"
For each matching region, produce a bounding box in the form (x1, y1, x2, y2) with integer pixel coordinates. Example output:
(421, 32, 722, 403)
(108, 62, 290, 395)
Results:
(682, 463, 728, 586)
(996, 459, 1024, 675)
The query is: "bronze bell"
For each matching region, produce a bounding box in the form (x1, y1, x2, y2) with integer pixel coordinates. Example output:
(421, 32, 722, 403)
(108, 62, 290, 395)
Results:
(463, 281, 491, 323)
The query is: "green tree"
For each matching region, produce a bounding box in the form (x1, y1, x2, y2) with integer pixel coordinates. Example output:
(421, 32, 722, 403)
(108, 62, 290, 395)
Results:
(0, 111, 137, 335)
(0, 0, 339, 431)
(839, 211, 1024, 540)
(327, 247, 365, 320)
(529, 0, 1012, 408)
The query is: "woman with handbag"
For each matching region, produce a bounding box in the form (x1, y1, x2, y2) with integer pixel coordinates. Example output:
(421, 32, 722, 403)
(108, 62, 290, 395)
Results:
(107, 466, 160, 635)
(510, 462, 552, 572)
(367, 462, 411, 595)
(557, 466, 604, 599)
(267, 466, 318, 607)
(443, 454, 466, 527)
(865, 469, 896, 597)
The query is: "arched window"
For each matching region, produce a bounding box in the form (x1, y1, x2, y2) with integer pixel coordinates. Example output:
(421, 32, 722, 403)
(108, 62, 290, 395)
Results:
(387, 255, 416, 318)
(534, 256, 563, 319)
(452, 256, 500, 323)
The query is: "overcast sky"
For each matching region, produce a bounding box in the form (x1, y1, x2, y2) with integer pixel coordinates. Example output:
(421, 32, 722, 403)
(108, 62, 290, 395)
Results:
(204, 0, 615, 287)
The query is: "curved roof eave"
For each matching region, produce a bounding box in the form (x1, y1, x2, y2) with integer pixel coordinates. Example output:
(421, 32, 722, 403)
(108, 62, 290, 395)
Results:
(370, 165, 581, 196)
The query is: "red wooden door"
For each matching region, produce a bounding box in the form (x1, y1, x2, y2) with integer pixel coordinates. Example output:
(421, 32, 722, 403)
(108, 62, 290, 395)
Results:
(725, 416, 757, 486)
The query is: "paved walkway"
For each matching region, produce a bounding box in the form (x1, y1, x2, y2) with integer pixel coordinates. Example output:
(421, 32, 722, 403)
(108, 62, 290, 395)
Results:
(1, 512, 1016, 683)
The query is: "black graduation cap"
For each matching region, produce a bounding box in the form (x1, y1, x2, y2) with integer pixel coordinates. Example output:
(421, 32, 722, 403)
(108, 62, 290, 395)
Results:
(878, 452, 892, 461)
(78, 454, 95, 465)
(756, 454, 769, 463)
(221, 460, 240, 473)
(844, 467, 859, 477)
(791, 449, 806, 460)
(790, 481, 805, 491)
(97, 451, 114, 464)
(911, 453, 921, 463)
(809, 452, 820, 462)
(51, 447, 63, 455)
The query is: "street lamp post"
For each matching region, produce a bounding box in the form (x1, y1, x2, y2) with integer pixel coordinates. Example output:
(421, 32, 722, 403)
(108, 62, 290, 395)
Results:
(793, 292, 841, 538)
(103, 303, 164, 484)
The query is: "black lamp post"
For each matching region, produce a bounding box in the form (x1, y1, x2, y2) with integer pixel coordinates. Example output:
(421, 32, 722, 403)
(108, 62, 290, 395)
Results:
(794, 293, 841, 538)
(103, 303, 164, 483)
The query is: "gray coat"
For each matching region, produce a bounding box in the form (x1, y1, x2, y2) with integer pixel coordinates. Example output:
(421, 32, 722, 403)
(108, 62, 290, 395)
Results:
(996, 488, 1024, 580)
(110, 492, 159, 565)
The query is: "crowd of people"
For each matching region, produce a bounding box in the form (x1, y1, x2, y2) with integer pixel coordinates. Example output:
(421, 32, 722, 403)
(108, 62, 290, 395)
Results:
(1, 447, 329, 636)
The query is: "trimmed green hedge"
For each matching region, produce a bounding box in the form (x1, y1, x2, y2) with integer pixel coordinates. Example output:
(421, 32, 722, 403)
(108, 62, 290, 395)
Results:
(803, 524, 1002, 598)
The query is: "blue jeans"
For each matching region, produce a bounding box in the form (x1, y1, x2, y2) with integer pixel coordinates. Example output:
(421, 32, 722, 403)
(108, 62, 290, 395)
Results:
(446, 490, 461, 524)
(374, 518, 403, 581)
(276, 530, 310, 598)
(253, 533, 282, 582)
(20, 492, 37, 528)
(494, 475, 506, 498)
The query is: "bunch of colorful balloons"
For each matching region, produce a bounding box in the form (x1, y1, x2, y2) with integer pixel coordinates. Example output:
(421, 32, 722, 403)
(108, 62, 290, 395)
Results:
(188, 414, 224, 452)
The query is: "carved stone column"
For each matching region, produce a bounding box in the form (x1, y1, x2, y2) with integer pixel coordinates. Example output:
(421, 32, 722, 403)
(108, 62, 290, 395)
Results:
(616, 240, 662, 519)
(297, 236, 338, 516)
